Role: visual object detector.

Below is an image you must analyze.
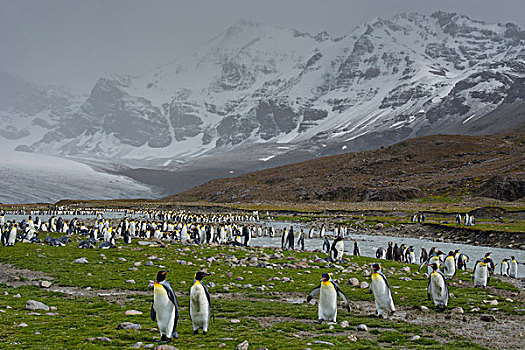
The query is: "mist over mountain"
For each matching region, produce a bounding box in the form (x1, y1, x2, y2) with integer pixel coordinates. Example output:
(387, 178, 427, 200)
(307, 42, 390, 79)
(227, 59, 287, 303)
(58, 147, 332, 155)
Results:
(1, 11, 524, 202)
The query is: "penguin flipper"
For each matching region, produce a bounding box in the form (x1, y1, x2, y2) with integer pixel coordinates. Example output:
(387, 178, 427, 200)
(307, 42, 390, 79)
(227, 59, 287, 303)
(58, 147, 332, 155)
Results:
(426, 277, 431, 301)
(307, 285, 321, 303)
(150, 302, 156, 321)
(333, 283, 350, 312)
(203, 284, 213, 322)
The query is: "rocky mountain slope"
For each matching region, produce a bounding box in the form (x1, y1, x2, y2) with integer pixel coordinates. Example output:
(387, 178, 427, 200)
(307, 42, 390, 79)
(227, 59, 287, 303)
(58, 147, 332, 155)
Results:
(167, 126, 525, 203)
(14, 11, 525, 170)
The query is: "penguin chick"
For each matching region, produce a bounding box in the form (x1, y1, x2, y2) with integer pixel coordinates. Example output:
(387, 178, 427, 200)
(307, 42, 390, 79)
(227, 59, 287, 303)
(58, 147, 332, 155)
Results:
(190, 271, 212, 335)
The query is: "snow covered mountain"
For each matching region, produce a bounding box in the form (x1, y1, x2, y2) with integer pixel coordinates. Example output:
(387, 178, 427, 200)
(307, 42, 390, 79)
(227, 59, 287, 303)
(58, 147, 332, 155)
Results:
(3, 12, 525, 200)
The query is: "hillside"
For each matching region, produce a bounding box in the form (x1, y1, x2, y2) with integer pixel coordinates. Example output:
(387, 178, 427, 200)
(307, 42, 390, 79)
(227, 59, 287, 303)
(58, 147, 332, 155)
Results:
(167, 128, 525, 203)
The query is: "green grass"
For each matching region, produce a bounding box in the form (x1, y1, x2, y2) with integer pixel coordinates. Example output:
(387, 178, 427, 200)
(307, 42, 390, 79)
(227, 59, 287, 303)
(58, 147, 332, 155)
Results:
(0, 236, 521, 349)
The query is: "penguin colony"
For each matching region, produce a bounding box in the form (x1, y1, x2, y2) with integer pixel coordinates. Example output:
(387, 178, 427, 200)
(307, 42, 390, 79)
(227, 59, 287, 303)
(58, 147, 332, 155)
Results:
(0, 208, 522, 343)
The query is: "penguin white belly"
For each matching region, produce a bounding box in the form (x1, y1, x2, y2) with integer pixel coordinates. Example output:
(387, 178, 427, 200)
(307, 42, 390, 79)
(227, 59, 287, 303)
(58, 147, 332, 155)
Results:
(190, 283, 209, 331)
(509, 262, 518, 278)
(444, 258, 455, 279)
(409, 252, 416, 264)
(430, 274, 447, 307)
(154, 284, 175, 338)
(474, 265, 488, 287)
(319, 283, 337, 321)
(8, 228, 17, 245)
(501, 262, 509, 276)
(371, 276, 394, 315)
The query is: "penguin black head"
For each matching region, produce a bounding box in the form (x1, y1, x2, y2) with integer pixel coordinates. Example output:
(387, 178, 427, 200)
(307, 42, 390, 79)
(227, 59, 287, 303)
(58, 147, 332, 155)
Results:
(321, 273, 330, 282)
(156, 270, 170, 282)
(511, 256, 515, 260)
(448, 251, 455, 257)
(372, 263, 381, 272)
(194, 271, 211, 281)
(485, 252, 491, 257)
(429, 263, 439, 271)
(483, 257, 491, 264)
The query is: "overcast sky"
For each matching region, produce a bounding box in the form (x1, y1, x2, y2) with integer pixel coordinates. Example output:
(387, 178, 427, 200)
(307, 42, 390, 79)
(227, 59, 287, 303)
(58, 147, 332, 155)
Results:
(1, 0, 523, 94)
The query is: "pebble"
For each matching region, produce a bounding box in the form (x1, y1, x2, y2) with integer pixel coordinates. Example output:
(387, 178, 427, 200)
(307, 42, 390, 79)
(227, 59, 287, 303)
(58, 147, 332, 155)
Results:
(18, 323, 28, 327)
(340, 321, 349, 328)
(481, 314, 496, 322)
(134, 262, 142, 267)
(145, 261, 154, 266)
(236, 340, 249, 350)
(416, 305, 429, 312)
(45, 312, 59, 316)
(451, 307, 464, 314)
(230, 319, 241, 323)
(132, 342, 143, 348)
(117, 322, 142, 330)
(118, 258, 127, 262)
(207, 282, 216, 288)
(25, 300, 50, 311)
(410, 335, 421, 341)
(218, 344, 226, 348)
(125, 310, 143, 316)
(313, 340, 335, 346)
(13, 294, 21, 298)
(126, 279, 136, 284)
(348, 278, 359, 286)
(360, 281, 369, 289)
(357, 324, 368, 332)
(39, 281, 52, 288)
(470, 307, 481, 312)
(74, 257, 89, 264)
(96, 337, 111, 342)
(347, 335, 358, 342)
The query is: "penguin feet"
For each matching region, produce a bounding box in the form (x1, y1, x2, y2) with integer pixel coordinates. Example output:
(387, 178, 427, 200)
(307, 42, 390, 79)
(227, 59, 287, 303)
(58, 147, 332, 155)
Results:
(316, 319, 323, 324)
(194, 330, 199, 335)
(203, 331, 207, 335)
(155, 335, 168, 343)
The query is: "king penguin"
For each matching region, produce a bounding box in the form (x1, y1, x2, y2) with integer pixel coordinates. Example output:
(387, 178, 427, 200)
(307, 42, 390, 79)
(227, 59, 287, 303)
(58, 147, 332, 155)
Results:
(473, 257, 490, 288)
(500, 259, 510, 276)
(307, 272, 350, 322)
(427, 263, 448, 311)
(443, 251, 456, 279)
(190, 271, 212, 335)
(151, 270, 180, 342)
(509, 256, 518, 278)
(330, 237, 344, 262)
(370, 263, 395, 317)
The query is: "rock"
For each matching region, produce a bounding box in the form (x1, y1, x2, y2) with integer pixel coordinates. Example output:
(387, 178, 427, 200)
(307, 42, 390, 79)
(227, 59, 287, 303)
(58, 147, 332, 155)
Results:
(452, 307, 464, 314)
(236, 340, 249, 350)
(45, 312, 59, 315)
(13, 294, 21, 298)
(134, 262, 142, 267)
(207, 282, 216, 288)
(126, 279, 136, 284)
(132, 342, 143, 348)
(361, 270, 371, 276)
(230, 319, 241, 323)
(97, 337, 111, 342)
(470, 307, 481, 312)
(25, 300, 50, 311)
(360, 281, 369, 289)
(347, 335, 358, 342)
(117, 322, 142, 330)
(481, 314, 496, 322)
(357, 324, 368, 332)
(410, 335, 421, 341)
(399, 277, 412, 281)
(483, 299, 498, 305)
(18, 323, 28, 327)
(39, 281, 52, 288)
(340, 320, 349, 328)
(145, 261, 154, 266)
(348, 278, 359, 286)
(218, 344, 227, 348)
(236, 276, 244, 281)
(400, 267, 411, 273)
(73, 257, 89, 264)
(125, 310, 143, 316)
(119, 258, 127, 262)
(416, 305, 429, 312)
(313, 340, 335, 346)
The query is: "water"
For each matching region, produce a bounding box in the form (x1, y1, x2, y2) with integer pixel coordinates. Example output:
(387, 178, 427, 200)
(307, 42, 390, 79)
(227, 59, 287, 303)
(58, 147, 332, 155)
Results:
(252, 221, 525, 278)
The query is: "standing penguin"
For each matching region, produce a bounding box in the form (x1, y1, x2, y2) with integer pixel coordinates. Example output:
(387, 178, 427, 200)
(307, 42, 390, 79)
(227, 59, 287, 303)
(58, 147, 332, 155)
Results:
(443, 251, 456, 279)
(353, 242, 360, 256)
(473, 257, 490, 288)
(287, 226, 295, 250)
(427, 263, 448, 311)
(322, 237, 331, 254)
(308, 225, 315, 239)
(509, 256, 518, 278)
(500, 259, 510, 276)
(330, 237, 344, 262)
(319, 224, 326, 238)
(151, 270, 180, 342)
(307, 273, 350, 322)
(376, 247, 386, 260)
(190, 271, 212, 335)
(297, 229, 305, 251)
(386, 242, 393, 260)
(457, 253, 469, 270)
(7, 222, 17, 246)
(420, 248, 428, 265)
(369, 264, 395, 317)
(281, 228, 288, 250)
